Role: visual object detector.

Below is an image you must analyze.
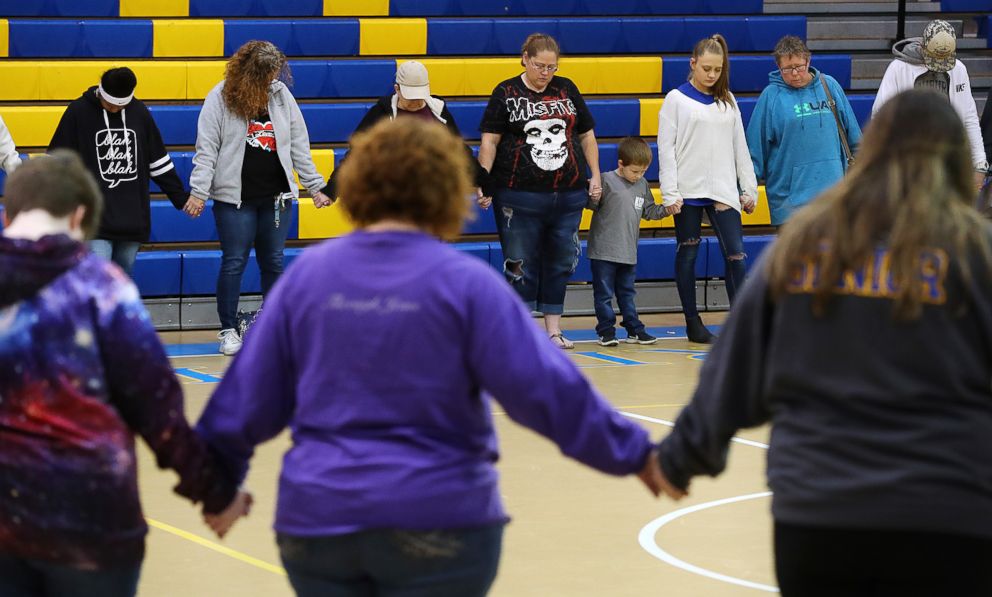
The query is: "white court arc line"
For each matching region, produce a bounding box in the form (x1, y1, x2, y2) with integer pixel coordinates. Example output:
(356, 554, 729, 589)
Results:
(620, 411, 777, 592)
(638, 492, 778, 593)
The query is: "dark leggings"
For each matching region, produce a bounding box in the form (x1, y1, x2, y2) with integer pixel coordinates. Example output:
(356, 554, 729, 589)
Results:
(673, 203, 745, 317)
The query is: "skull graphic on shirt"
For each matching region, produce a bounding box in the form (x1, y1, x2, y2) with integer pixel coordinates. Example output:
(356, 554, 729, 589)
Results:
(524, 118, 568, 171)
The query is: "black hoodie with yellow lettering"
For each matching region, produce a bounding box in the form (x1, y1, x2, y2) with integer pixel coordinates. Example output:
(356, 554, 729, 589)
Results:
(48, 86, 186, 241)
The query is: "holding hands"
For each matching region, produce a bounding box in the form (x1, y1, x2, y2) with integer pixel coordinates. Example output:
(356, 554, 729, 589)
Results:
(588, 173, 603, 202)
(204, 489, 253, 539)
(183, 194, 206, 219)
(313, 191, 334, 209)
(476, 188, 492, 210)
(638, 449, 688, 500)
(665, 198, 684, 216)
(740, 194, 756, 214)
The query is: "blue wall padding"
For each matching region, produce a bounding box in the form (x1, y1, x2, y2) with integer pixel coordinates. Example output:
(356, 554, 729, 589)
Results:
(133, 251, 182, 297)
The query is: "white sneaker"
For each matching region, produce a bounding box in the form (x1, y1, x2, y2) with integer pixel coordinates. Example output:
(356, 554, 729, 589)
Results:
(218, 328, 242, 356)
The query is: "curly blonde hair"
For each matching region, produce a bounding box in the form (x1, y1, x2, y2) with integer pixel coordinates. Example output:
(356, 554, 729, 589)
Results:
(223, 41, 291, 120)
(337, 118, 473, 240)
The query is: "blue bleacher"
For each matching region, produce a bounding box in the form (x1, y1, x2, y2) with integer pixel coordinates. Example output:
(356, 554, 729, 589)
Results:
(662, 55, 852, 93)
(288, 60, 397, 98)
(8, 20, 152, 58)
(940, 0, 992, 10)
(427, 16, 803, 55)
(148, 200, 300, 242)
(191, 0, 322, 17)
(132, 251, 182, 297)
(0, 0, 117, 17)
(703, 234, 775, 277)
(223, 20, 360, 56)
(391, 0, 763, 17)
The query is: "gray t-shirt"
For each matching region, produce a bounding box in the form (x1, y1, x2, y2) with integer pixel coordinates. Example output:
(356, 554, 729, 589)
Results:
(587, 170, 666, 265)
(914, 70, 950, 99)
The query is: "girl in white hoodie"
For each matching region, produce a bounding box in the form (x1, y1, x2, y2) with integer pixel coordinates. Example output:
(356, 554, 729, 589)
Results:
(657, 34, 758, 343)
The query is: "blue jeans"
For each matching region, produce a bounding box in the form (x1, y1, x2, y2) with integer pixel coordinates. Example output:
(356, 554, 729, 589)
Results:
(0, 554, 141, 597)
(493, 188, 586, 315)
(213, 200, 290, 330)
(590, 259, 644, 337)
(674, 204, 746, 318)
(277, 525, 504, 597)
(89, 239, 141, 277)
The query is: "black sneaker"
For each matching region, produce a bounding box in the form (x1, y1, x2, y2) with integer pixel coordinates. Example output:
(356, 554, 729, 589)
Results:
(598, 334, 620, 347)
(626, 331, 658, 345)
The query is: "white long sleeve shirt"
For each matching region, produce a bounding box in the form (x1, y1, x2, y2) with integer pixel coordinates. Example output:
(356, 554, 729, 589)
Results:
(657, 83, 758, 210)
(872, 59, 987, 170)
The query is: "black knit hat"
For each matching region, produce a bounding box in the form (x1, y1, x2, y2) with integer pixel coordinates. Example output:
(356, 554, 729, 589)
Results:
(100, 67, 137, 100)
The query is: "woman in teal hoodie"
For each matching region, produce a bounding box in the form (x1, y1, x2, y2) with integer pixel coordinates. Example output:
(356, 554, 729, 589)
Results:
(746, 36, 862, 226)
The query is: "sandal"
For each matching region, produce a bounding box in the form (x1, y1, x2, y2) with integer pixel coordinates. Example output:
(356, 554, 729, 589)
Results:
(549, 332, 574, 350)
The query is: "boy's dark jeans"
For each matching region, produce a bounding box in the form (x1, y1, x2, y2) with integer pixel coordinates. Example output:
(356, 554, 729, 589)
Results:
(591, 258, 645, 338)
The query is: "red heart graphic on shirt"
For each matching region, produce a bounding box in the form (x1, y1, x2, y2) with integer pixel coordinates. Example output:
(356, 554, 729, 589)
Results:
(246, 120, 277, 152)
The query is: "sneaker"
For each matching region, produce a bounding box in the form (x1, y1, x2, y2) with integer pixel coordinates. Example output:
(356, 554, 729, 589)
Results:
(626, 331, 658, 345)
(218, 328, 242, 356)
(598, 334, 619, 347)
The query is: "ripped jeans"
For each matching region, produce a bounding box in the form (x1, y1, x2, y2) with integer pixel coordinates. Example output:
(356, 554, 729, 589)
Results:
(674, 203, 746, 318)
(493, 188, 586, 315)
(277, 525, 503, 597)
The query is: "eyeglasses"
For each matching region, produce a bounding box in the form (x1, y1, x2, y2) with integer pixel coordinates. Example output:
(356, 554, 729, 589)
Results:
(529, 60, 558, 74)
(779, 63, 809, 76)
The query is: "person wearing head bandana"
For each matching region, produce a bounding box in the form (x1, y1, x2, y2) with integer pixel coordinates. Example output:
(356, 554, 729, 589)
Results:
(872, 20, 988, 187)
(48, 67, 198, 276)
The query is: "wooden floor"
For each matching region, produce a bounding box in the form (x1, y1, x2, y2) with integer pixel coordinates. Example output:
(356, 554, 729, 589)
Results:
(144, 312, 776, 596)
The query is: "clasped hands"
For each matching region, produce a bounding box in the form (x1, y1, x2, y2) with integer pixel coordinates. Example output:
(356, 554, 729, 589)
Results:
(637, 449, 687, 501)
(203, 489, 253, 539)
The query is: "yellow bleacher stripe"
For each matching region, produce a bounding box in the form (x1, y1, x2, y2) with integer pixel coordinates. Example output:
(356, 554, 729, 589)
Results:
(1, 106, 66, 147)
(325, 0, 389, 16)
(0, 61, 190, 101)
(0, 20, 8, 59)
(361, 19, 426, 56)
(120, 0, 189, 17)
(186, 62, 227, 99)
(419, 57, 662, 97)
(293, 149, 334, 189)
(154, 20, 223, 58)
(298, 198, 355, 239)
(639, 98, 663, 137)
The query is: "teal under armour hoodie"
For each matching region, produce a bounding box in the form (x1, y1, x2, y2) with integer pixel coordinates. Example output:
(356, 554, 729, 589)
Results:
(746, 67, 862, 225)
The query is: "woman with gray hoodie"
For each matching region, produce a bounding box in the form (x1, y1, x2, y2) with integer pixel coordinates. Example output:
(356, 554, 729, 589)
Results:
(188, 41, 332, 356)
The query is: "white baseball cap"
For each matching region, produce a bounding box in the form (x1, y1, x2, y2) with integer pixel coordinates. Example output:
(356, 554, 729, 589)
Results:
(396, 61, 431, 101)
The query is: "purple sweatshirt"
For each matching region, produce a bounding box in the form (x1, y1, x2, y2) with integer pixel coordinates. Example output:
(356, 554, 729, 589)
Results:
(197, 230, 652, 535)
(0, 235, 237, 569)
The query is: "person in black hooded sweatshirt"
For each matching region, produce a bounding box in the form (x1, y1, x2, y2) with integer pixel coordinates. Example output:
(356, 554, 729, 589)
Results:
(48, 67, 198, 277)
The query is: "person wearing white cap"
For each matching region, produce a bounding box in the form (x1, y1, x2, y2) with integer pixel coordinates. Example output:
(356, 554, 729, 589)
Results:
(48, 66, 198, 276)
(872, 20, 988, 187)
(322, 60, 484, 200)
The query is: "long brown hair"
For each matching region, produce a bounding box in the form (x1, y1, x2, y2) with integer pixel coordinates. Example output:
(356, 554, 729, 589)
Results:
(690, 34, 733, 108)
(767, 89, 992, 319)
(222, 41, 291, 120)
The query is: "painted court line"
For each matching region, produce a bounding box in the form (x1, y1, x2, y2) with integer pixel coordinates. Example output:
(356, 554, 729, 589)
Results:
(575, 351, 647, 366)
(174, 368, 223, 384)
(146, 518, 286, 577)
(638, 492, 778, 593)
(619, 411, 769, 449)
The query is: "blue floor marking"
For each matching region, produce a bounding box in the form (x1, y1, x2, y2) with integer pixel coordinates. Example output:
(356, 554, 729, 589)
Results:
(166, 343, 219, 357)
(174, 368, 223, 383)
(575, 352, 646, 366)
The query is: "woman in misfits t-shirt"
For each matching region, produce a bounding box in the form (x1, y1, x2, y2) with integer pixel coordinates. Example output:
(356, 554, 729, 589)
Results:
(479, 33, 601, 349)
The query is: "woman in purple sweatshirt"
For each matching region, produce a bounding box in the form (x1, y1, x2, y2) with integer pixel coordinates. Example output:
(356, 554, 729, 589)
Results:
(196, 118, 665, 596)
(0, 152, 242, 597)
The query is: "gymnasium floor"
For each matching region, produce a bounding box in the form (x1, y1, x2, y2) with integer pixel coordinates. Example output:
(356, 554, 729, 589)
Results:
(143, 312, 776, 596)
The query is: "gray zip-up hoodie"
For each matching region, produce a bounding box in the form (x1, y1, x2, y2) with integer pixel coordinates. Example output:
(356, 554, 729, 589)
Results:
(190, 80, 324, 206)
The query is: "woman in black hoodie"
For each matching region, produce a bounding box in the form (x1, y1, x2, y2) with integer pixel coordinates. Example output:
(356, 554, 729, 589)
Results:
(48, 67, 199, 276)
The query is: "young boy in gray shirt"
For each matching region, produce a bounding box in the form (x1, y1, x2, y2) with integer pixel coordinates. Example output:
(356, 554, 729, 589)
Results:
(587, 137, 680, 346)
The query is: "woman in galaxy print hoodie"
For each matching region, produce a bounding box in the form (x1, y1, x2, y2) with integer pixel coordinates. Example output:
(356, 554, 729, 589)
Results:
(0, 152, 242, 597)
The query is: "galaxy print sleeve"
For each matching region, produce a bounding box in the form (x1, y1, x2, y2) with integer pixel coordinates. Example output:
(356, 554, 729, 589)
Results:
(92, 264, 239, 513)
